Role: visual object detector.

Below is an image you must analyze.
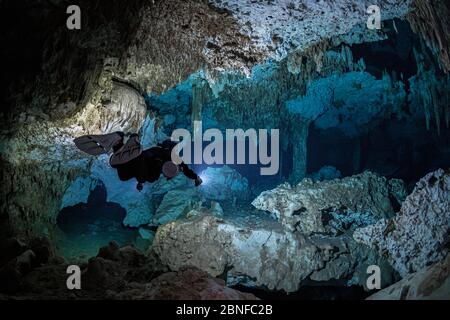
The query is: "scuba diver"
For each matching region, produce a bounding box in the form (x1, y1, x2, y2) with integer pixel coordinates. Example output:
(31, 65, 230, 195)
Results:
(74, 132, 202, 191)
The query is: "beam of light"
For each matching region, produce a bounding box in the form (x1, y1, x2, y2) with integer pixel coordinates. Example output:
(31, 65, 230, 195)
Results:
(199, 171, 209, 186)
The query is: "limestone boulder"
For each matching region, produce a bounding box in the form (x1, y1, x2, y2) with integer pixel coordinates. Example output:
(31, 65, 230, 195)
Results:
(354, 169, 450, 277)
(252, 171, 406, 234)
(152, 214, 395, 292)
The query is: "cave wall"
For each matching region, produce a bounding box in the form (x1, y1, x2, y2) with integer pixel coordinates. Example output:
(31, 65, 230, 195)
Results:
(0, 0, 266, 240)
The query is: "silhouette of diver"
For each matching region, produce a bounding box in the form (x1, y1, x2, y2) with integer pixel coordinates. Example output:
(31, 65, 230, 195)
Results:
(74, 132, 202, 191)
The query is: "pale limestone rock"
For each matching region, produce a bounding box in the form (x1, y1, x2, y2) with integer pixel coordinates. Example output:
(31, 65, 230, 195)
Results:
(252, 171, 404, 234)
(152, 213, 394, 292)
(367, 254, 450, 300)
(210, 201, 224, 216)
(209, 0, 413, 60)
(74, 81, 147, 134)
(354, 169, 450, 277)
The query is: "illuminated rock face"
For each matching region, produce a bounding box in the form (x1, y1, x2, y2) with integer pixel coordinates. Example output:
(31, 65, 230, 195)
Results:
(354, 169, 450, 277)
(251, 171, 406, 234)
(209, 0, 413, 60)
(152, 213, 397, 292)
(152, 172, 405, 292)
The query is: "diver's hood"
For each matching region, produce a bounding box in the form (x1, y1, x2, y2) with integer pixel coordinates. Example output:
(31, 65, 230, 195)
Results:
(162, 161, 179, 179)
(74, 132, 124, 156)
(109, 135, 142, 166)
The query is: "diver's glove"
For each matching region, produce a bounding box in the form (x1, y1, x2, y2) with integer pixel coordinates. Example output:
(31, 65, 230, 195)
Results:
(194, 176, 203, 187)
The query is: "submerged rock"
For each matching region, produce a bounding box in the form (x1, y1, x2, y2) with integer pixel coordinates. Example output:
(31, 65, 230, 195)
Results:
(354, 169, 450, 277)
(199, 166, 250, 201)
(5, 241, 255, 300)
(153, 188, 203, 225)
(251, 171, 406, 234)
(151, 172, 409, 292)
(152, 214, 396, 292)
(367, 254, 450, 300)
(113, 267, 258, 300)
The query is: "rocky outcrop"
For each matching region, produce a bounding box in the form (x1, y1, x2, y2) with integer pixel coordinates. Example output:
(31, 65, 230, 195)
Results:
(0, 240, 255, 300)
(354, 169, 450, 277)
(0, 237, 54, 294)
(367, 254, 450, 300)
(252, 171, 406, 234)
(113, 267, 257, 300)
(209, 0, 413, 60)
(151, 172, 411, 292)
(152, 211, 397, 293)
(0, 160, 87, 239)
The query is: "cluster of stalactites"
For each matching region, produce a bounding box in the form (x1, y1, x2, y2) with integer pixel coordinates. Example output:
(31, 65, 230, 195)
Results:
(287, 41, 366, 78)
(408, 0, 450, 73)
(411, 48, 450, 135)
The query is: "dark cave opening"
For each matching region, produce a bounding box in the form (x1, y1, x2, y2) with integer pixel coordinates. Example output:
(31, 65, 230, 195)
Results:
(308, 118, 450, 187)
(350, 19, 419, 82)
(56, 182, 139, 261)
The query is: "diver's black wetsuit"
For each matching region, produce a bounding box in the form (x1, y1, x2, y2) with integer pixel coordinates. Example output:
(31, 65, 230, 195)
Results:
(111, 143, 198, 184)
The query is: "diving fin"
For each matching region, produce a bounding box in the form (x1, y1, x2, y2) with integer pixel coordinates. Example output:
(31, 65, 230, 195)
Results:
(109, 135, 142, 166)
(74, 132, 124, 156)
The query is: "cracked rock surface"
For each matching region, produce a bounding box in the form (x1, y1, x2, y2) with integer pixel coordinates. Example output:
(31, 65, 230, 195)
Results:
(152, 172, 404, 292)
(354, 168, 450, 277)
(368, 254, 450, 300)
(251, 171, 406, 234)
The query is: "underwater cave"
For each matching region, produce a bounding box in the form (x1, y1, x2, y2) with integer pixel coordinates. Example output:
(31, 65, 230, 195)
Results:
(0, 0, 449, 303)
(56, 183, 146, 261)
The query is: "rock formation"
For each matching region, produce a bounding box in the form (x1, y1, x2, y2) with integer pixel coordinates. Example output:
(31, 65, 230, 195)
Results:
(354, 168, 450, 277)
(368, 254, 450, 300)
(152, 172, 405, 292)
(0, 240, 256, 300)
(252, 171, 406, 234)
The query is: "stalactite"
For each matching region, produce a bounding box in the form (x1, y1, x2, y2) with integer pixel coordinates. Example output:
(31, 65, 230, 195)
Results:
(407, 0, 450, 73)
(191, 78, 212, 126)
(410, 46, 450, 134)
